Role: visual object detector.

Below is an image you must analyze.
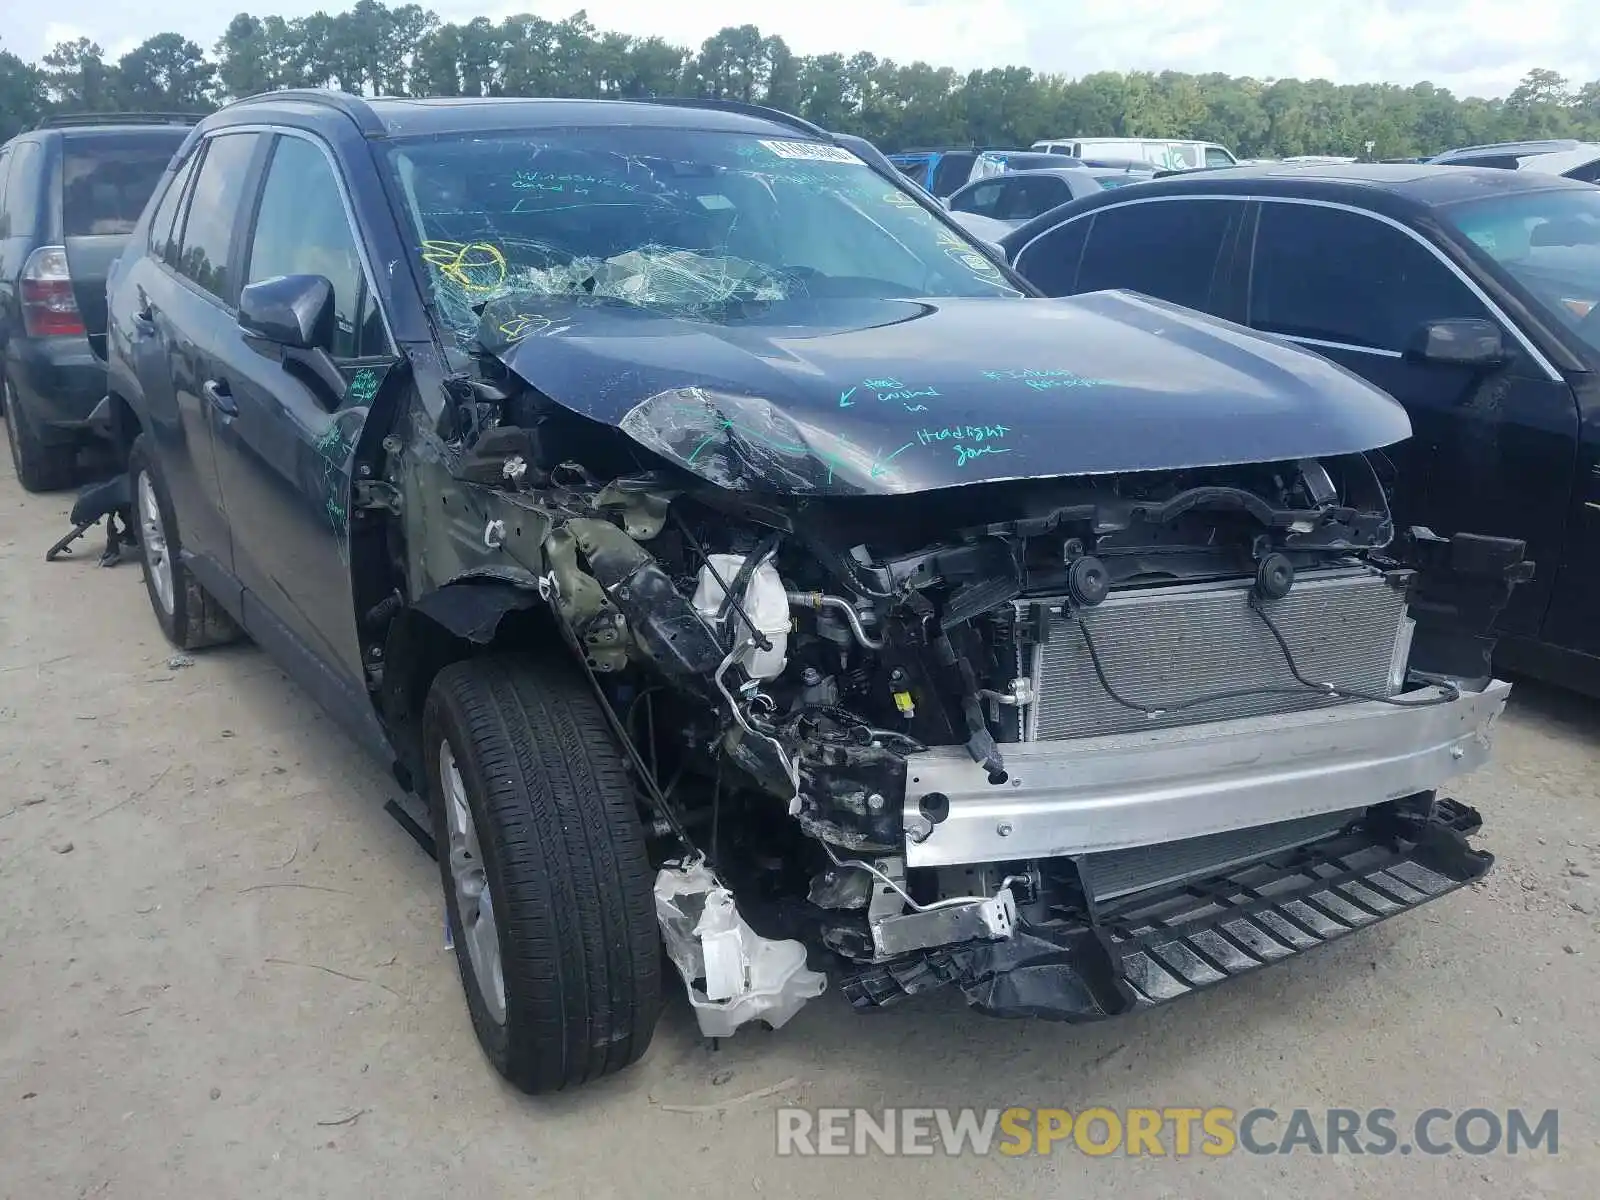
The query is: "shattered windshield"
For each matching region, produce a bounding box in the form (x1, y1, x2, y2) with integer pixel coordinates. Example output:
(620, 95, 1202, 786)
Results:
(384, 127, 1020, 343)
(1445, 188, 1600, 355)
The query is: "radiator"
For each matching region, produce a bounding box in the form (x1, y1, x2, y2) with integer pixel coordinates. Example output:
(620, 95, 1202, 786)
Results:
(1017, 567, 1410, 742)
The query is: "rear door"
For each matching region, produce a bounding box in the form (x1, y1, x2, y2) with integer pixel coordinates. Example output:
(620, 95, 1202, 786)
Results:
(1242, 198, 1579, 635)
(134, 131, 267, 576)
(59, 130, 189, 358)
(211, 131, 395, 684)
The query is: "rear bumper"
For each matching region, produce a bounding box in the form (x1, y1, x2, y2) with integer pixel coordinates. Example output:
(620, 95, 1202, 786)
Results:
(843, 798, 1494, 1018)
(903, 680, 1511, 867)
(4, 335, 104, 441)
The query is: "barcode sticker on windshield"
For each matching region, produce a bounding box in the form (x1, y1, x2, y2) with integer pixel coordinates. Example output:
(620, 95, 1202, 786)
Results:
(759, 140, 865, 164)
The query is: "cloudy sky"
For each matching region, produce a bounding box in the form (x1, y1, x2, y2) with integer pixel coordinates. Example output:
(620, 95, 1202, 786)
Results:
(4, 0, 1595, 99)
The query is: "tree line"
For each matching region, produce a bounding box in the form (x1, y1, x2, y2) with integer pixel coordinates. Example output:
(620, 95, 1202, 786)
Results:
(4, 3, 1600, 157)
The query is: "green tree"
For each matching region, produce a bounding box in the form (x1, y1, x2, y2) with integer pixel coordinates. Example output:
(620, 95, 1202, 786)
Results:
(116, 34, 216, 111)
(13, 9, 1600, 159)
(0, 43, 48, 139)
(42, 38, 118, 112)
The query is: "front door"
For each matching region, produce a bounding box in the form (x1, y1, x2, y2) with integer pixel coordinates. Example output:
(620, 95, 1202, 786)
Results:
(1242, 198, 1580, 637)
(208, 131, 395, 686)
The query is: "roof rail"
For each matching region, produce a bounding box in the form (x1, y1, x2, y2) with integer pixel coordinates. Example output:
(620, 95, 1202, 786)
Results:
(35, 111, 204, 130)
(223, 88, 387, 137)
(638, 96, 830, 140)
(1433, 138, 1582, 158)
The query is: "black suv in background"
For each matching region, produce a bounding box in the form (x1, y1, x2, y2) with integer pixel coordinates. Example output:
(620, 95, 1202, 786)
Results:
(1, 113, 196, 490)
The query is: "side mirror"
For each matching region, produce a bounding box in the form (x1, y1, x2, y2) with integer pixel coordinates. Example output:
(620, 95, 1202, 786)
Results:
(1407, 318, 1507, 368)
(238, 274, 334, 350)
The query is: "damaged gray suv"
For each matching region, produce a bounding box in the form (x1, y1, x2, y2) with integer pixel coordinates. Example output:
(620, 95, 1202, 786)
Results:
(104, 91, 1530, 1093)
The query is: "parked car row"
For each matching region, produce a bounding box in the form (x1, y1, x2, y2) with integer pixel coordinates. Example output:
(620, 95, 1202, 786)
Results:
(887, 144, 1166, 197)
(2, 97, 1547, 1101)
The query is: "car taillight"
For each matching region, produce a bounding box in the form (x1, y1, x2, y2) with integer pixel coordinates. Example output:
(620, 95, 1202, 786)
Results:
(20, 246, 86, 337)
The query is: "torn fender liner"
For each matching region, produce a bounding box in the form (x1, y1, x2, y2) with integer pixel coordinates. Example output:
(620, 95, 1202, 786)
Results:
(410, 578, 542, 644)
(654, 859, 827, 1038)
(840, 802, 1493, 1018)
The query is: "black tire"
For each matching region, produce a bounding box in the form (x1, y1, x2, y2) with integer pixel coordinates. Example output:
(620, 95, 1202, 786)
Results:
(423, 654, 661, 1094)
(4, 376, 79, 493)
(127, 434, 242, 650)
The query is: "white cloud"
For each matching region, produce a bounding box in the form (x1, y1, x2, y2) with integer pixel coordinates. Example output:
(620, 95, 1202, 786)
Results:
(4, 0, 1597, 98)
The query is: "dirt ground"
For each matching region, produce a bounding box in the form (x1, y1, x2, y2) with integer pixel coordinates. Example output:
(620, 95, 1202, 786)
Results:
(1, 443, 1596, 1199)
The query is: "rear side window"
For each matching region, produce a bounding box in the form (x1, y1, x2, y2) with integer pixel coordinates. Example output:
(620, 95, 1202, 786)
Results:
(1072, 198, 1244, 311)
(931, 153, 976, 196)
(1014, 218, 1090, 295)
(1002, 175, 1071, 221)
(950, 180, 1004, 217)
(148, 152, 200, 265)
(175, 133, 262, 304)
(0, 148, 12, 238)
(1567, 158, 1600, 184)
(1, 141, 43, 238)
(62, 134, 186, 236)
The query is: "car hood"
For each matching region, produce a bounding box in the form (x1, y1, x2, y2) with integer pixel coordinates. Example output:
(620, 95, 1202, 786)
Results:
(485, 291, 1410, 496)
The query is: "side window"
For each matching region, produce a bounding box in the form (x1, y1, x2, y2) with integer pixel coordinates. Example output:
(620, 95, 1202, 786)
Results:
(0, 148, 12, 238)
(951, 181, 1004, 217)
(1004, 176, 1069, 220)
(1566, 159, 1600, 184)
(2, 142, 42, 238)
(245, 135, 389, 359)
(148, 151, 200, 266)
(1205, 147, 1235, 169)
(1014, 218, 1090, 296)
(1250, 202, 1490, 351)
(1073, 199, 1244, 312)
(175, 133, 262, 305)
(932, 153, 976, 197)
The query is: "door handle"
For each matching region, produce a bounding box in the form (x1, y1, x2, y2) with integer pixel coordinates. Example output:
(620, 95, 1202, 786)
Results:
(203, 378, 237, 417)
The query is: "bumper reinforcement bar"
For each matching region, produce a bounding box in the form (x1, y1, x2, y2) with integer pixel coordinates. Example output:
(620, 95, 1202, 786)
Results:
(902, 680, 1510, 866)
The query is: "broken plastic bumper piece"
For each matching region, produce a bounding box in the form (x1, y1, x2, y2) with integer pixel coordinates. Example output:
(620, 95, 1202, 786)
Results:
(841, 798, 1493, 1019)
(654, 858, 827, 1038)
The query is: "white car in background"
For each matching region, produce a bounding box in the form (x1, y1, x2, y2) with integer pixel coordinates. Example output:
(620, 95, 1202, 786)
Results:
(946, 166, 1153, 229)
(1030, 136, 1237, 171)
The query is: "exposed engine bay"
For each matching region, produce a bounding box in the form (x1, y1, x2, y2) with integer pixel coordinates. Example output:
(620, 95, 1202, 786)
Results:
(372, 301, 1530, 1037)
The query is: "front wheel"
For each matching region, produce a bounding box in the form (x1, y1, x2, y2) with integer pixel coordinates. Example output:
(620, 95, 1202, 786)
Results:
(423, 654, 662, 1093)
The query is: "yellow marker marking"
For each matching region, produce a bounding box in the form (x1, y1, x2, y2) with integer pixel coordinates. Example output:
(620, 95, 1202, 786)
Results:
(498, 312, 552, 342)
(420, 240, 507, 293)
